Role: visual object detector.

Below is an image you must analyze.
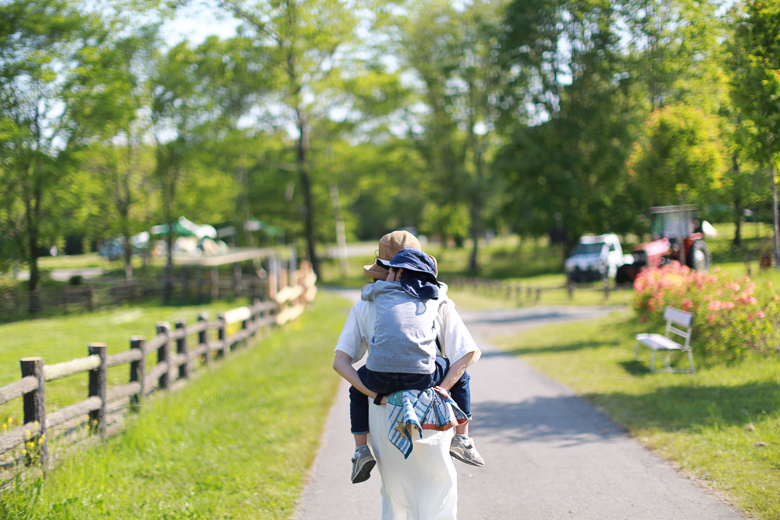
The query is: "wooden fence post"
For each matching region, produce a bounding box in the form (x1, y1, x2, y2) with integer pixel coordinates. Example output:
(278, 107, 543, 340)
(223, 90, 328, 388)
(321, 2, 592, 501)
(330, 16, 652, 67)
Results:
(217, 314, 227, 357)
(129, 336, 145, 411)
(251, 298, 261, 339)
(248, 274, 257, 301)
(181, 267, 189, 301)
(175, 320, 190, 380)
(196, 267, 203, 303)
(20, 357, 47, 467)
(88, 343, 108, 436)
(233, 263, 242, 299)
(198, 313, 210, 365)
(211, 266, 219, 302)
(87, 285, 95, 311)
(278, 260, 287, 291)
(241, 316, 249, 348)
(268, 258, 278, 301)
(156, 322, 170, 390)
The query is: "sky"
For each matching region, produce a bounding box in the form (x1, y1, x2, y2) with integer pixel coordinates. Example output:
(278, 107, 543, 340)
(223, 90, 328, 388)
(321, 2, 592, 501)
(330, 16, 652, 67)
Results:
(162, 1, 240, 46)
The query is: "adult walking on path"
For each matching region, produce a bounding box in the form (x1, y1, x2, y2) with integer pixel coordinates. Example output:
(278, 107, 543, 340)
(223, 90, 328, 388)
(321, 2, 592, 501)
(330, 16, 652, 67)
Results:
(331, 231, 483, 519)
(295, 299, 747, 520)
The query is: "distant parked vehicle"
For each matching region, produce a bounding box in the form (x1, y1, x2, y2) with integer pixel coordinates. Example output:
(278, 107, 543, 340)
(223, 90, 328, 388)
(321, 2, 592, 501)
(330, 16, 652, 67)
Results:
(98, 239, 123, 261)
(564, 233, 626, 283)
(615, 205, 715, 284)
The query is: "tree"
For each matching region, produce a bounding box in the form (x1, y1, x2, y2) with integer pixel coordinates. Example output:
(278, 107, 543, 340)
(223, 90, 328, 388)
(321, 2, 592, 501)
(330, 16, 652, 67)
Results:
(0, 0, 101, 311)
(729, 0, 780, 267)
(626, 104, 725, 209)
(150, 40, 242, 301)
(498, 0, 641, 252)
(392, 0, 507, 273)
(77, 26, 161, 282)
(621, 0, 726, 112)
(188, 35, 275, 248)
(217, 0, 361, 276)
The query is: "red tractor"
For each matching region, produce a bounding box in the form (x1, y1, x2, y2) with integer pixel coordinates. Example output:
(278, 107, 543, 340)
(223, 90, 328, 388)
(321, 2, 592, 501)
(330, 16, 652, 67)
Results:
(615, 205, 714, 284)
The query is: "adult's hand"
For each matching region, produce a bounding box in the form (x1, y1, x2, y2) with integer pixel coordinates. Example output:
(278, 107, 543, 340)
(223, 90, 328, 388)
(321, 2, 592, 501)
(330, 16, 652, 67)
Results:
(333, 351, 381, 401)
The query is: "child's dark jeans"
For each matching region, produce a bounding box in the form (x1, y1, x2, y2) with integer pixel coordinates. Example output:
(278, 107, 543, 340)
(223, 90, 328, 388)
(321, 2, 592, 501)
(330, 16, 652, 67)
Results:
(349, 356, 471, 435)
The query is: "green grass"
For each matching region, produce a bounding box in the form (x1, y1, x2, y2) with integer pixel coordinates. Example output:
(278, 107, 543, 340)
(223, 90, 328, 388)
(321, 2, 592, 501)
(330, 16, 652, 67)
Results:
(490, 312, 780, 520)
(445, 282, 634, 310)
(0, 299, 251, 424)
(38, 254, 106, 270)
(0, 292, 348, 519)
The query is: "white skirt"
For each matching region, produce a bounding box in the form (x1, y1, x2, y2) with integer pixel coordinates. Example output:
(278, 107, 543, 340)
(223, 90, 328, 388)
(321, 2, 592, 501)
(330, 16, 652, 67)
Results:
(369, 402, 458, 520)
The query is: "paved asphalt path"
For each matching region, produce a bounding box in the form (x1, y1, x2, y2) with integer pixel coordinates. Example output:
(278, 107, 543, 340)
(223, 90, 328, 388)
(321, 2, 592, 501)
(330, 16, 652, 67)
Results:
(294, 290, 746, 520)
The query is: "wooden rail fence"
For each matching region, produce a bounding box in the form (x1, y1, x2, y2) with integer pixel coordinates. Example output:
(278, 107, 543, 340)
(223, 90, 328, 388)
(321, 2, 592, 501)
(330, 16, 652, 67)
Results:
(0, 261, 317, 485)
(0, 252, 307, 319)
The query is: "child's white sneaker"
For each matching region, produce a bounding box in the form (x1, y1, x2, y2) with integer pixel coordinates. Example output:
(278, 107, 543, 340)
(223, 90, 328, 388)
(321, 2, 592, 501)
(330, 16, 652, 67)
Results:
(351, 444, 376, 483)
(450, 434, 485, 467)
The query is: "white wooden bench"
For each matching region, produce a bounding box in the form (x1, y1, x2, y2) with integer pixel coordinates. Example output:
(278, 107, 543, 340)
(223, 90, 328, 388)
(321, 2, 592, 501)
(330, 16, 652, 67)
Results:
(635, 307, 695, 373)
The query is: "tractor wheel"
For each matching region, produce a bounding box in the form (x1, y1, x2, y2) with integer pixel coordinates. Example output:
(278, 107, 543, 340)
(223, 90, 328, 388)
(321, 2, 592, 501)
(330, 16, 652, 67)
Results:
(687, 240, 711, 272)
(615, 264, 635, 285)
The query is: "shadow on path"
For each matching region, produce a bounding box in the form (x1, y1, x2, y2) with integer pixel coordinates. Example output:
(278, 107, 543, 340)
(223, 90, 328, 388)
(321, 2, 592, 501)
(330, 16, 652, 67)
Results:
(476, 396, 627, 447)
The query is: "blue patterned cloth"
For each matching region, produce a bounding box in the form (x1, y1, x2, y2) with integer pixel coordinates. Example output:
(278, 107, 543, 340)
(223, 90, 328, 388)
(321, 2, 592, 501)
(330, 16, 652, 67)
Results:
(386, 387, 469, 458)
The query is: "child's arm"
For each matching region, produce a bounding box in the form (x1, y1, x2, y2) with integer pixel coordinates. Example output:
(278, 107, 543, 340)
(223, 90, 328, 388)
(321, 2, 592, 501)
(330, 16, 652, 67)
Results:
(333, 351, 385, 402)
(436, 351, 474, 392)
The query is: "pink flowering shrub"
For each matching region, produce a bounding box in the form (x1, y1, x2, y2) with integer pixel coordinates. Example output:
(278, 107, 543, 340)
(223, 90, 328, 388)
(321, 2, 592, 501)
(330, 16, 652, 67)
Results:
(633, 263, 780, 360)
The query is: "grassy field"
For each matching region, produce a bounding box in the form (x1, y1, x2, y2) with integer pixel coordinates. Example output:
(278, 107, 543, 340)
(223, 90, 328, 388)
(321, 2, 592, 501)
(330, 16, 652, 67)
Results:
(1, 225, 778, 518)
(0, 299, 251, 425)
(488, 313, 779, 519)
(0, 292, 349, 520)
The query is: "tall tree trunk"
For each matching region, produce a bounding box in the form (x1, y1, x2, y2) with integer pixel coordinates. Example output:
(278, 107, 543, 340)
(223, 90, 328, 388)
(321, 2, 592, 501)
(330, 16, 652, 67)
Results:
(25, 188, 41, 313)
(237, 160, 254, 248)
(468, 203, 482, 275)
(732, 152, 742, 248)
(467, 81, 483, 275)
(296, 109, 319, 277)
(123, 231, 133, 283)
(26, 216, 40, 313)
(468, 154, 484, 275)
(161, 172, 176, 305)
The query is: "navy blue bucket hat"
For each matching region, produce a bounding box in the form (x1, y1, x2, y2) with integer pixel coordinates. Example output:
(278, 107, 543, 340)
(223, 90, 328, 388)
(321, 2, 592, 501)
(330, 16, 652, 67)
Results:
(377, 248, 440, 300)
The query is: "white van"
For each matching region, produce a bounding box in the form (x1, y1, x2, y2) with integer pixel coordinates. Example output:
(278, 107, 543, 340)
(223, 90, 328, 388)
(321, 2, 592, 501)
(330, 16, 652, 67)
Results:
(564, 234, 626, 283)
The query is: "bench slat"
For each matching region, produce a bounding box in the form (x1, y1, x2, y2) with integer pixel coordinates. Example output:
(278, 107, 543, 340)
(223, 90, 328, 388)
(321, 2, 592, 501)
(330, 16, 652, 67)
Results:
(636, 333, 683, 351)
(663, 307, 693, 327)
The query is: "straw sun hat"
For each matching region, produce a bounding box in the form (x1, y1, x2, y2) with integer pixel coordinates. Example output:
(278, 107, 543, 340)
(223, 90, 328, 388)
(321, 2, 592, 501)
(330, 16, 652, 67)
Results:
(363, 230, 421, 280)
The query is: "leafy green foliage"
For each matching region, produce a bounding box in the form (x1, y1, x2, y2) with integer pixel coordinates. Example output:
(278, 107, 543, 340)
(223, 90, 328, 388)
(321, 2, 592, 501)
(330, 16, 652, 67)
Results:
(627, 104, 726, 207)
(727, 0, 780, 264)
(633, 262, 780, 360)
(389, 0, 508, 272)
(0, 0, 104, 306)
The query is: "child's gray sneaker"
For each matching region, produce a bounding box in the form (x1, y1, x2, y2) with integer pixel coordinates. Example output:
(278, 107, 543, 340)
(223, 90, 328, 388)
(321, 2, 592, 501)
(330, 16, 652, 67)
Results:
(351, 445, 376, 483)
(450, 434, 485, 467)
